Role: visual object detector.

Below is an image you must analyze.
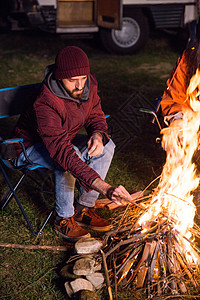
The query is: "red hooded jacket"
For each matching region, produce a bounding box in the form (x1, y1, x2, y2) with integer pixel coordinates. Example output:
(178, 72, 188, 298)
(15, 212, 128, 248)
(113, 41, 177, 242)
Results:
(14, 73, 109, 191)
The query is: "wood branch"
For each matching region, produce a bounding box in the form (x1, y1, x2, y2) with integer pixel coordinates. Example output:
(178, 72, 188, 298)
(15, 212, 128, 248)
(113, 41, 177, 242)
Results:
(116, 245, 142, 277)
(179, 231, 200, 254)
(103, 225, 136, 246)
(117, 259, 135, 284)
(0, 242, 72, 251)
(148, 241, 160, 283)
(147, 256, 160, 298)
(112, 255, 118, 300)
(120, 195, 146, 211)
(100, 249, 113, 300)
(173, 254, 187, 294)
(175, 251, 197, 287)
(105, 221, 166, 258)
(158, 241, 167, 295)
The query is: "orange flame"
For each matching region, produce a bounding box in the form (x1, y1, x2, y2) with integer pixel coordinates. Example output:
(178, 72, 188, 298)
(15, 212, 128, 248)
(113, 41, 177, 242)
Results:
(138, 68, 200, 263)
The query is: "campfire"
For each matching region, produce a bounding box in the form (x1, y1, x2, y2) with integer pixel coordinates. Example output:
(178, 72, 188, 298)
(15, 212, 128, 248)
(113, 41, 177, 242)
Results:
(62, 70, 200, 299)
(99, 69, 200, 298)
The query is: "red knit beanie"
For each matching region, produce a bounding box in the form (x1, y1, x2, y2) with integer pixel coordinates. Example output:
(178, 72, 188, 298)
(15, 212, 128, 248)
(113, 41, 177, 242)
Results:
(54, 46, 90, 79)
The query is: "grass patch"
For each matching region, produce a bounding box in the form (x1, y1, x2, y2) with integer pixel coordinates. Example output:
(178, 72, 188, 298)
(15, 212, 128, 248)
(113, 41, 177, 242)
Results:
(0, 29, 188, 299)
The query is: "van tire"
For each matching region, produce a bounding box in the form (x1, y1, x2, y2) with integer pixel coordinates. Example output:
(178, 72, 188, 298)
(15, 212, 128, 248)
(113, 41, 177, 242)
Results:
(100, 11, 149, 55)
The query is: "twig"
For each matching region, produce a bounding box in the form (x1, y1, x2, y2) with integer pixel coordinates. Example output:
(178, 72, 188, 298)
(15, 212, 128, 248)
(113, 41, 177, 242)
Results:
(112, 254, 118, 300)
(0, 242, 72, 251)
(176, 230, 200, 254)
(116, 244, 142, 276)
(100, 249, 113, 300)
(105, 220, 166, 258)
(142, 175, 161, 194)
(165, 192, 196, 208)
(153, 295, 200, 299)
(119, 195, 146, 210)
(116, 201, 132, 231)
(175, 251, 197, 288)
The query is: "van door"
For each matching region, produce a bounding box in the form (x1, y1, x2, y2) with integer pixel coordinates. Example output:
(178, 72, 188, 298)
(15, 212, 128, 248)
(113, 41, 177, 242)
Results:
(97, 0, 122, 29)
(57, 0, 96, 27)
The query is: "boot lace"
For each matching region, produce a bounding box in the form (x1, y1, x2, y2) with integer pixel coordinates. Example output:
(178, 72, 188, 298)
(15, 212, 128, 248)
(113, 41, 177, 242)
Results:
(83, 208, 101, 220)
(60, 216, 79, 232)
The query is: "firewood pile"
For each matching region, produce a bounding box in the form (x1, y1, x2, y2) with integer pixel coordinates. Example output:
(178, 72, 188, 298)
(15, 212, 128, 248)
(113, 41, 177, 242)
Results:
(98, 198, 200, 299)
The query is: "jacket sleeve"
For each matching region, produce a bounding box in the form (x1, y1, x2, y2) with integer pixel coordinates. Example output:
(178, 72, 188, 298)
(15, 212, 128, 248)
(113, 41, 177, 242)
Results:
(34, 92, 100, 192)
(161, 52, 191, 125)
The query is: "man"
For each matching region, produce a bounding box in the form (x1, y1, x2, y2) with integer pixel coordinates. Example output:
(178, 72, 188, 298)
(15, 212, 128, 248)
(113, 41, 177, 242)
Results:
(14, 46, 132, 241)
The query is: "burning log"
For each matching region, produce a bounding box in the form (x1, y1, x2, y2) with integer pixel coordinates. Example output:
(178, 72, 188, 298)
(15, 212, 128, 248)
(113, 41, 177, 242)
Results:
(147, 240, 160, 295)
(157, 240, 167, 295)
(116, 245, 143, 282)
(136, 240, 157, 289)
(166, 233, 178, 295)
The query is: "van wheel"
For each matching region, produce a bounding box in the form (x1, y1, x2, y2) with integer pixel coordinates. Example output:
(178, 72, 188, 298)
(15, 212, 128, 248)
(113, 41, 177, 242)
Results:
(100, 11, 149, 54)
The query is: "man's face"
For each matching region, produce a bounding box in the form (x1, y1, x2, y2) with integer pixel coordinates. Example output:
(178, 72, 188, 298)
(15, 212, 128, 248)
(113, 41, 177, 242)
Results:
(62, 75, 87, 99)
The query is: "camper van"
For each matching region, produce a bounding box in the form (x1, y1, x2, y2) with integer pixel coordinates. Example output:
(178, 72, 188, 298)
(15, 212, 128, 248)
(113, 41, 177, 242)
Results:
(0, 0, 197, 54)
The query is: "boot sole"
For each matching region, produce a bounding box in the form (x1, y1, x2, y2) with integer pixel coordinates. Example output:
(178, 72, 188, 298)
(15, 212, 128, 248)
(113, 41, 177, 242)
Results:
(54, 229, 91, 242)
(76, 221, 113, 232)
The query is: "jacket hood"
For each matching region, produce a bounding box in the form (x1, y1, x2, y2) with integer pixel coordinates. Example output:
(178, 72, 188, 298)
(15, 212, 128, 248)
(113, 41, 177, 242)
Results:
(43, 64, 90, 103)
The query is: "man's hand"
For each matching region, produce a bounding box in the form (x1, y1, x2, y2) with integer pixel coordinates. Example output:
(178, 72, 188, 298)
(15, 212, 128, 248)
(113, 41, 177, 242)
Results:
(106, 185, 133, 205)
(88, 132, 104, 157)
(91, 178, 132, 206)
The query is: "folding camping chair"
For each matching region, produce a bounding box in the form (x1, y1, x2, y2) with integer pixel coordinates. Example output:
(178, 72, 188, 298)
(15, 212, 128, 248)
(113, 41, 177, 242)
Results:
(139, 95, 164, 142)
(0, 83, 55, 236)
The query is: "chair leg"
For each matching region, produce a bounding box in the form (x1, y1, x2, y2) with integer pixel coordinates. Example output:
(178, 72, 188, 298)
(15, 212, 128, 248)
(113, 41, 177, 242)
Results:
(0, 163, 54, 236)
(1, 172, 26, 210)
(37, 210, 54, 236)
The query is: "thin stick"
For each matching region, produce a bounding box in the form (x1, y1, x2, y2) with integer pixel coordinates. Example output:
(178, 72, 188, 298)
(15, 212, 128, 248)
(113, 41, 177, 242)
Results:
(165, 192, 196, 208)
(112, 254, 118, 300)
(120, 195, 146, 210)
(142, 175, 161, 193)
(105, 220, 166, 258)
(100, 249, 113, 300)
(175, 229, 200, 254)
(0, 242, 72, 252)
(175, 251, 197, 287)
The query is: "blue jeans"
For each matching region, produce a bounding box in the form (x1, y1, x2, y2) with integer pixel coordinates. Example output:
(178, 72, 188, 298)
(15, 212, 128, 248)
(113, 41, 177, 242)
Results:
(15, 135, 115, 218)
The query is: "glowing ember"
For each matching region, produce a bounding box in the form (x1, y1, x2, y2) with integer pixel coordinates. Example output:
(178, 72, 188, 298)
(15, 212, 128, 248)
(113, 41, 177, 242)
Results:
(138, 68, 200, 264)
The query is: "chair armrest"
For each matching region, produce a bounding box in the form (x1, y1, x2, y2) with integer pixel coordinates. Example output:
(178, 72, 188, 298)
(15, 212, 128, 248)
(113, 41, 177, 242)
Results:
(0, 138, 24, 160)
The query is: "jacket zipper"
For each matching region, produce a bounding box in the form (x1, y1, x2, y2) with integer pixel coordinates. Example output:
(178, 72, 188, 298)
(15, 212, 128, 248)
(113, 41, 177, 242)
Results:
(77, 102, 85, 128)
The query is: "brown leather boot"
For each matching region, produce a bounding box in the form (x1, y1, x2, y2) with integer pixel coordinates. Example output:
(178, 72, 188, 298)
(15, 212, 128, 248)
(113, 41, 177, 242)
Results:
(74, 208, 113, 232)
(54, 216, 90, 242)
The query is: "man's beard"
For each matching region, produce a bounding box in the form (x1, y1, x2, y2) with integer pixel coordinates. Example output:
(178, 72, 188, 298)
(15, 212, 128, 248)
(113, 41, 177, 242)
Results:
(69, 88, 84, 99)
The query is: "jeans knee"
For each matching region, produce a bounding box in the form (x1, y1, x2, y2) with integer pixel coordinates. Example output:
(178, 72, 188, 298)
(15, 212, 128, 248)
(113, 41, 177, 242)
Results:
(105, 139, 115, 157)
